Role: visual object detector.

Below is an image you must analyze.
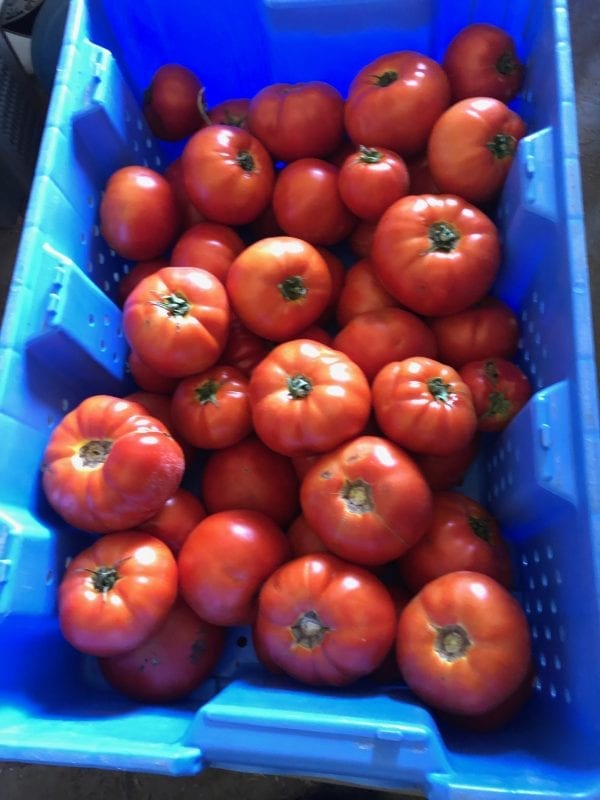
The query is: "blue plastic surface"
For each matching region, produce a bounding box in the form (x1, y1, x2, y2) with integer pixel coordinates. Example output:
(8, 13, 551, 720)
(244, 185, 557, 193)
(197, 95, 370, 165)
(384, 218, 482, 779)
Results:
(1, 0, 599, 796)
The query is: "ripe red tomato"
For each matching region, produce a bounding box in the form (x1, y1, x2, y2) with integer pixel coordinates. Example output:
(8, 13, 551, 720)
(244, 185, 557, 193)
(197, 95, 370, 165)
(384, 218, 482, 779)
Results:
(372, 357, 478, 456)
(248, 339, 371, 457)
(143, 63, 207, 141)
(200, 435, 300, 527)
(287, 514, 329, 558)
(99, 598, 225, 702)
(123, 266, 230, 378)
(459, 357, 533, 432)
(169, 222, 245, 283)
(407, 154, 440, 195)
(58, 531, 178, 656)
(314, 246, 346, 325)
(272, 158, 357, 246)
(398, 491, 513, 592)
(428, 97, 527, 204)
(428, 296, 521, 369)
(294, 324, 333, 346)
(42, 395, 185, 533)
(300, 435, 432, 566)
(99, 166, 180, 261)
(220, 316, 271, 377)
(413, 435, 480, 492)
(163, 158, 204, 230)
(178, 510, 290, 626)
(226, 236, 332, 342)
(247, 81, 345, 162)
(117, 258, 168, 307)
(124, 389, 195, 465)
(336, 259, 398, 328)
(171, 365, 253, 449)
(344, 51, 450, 157)
(127, 350, 179, 395)
(348, 218, 378, 258)
(208, 97, 250, 128)
(254, 554, 396, 686)
(182, 124, 275, 225)
(371, 194, 501, 316)
(338, 145, 410, 221)
(137, 487, 206, 554)
(396, 571, 532, 715)
(443, 23, 525, 103)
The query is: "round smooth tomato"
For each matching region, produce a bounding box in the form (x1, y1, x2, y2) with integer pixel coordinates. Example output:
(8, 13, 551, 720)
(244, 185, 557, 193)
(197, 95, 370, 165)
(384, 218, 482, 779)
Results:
(413, 435, 480, 492)
(247, 81, 345, 162)
(117, 258, 168, 307)
(182, 124, 275, 225)
(254, 553, 397, 686)
(99, 598, 225, 702)
(372, 357, 478, 456)
(169, 222, 245, 283)
(335, 258, 398, 328)
(42, 395, 185, 533)
(220, 316, 271, 377)
(200, 435, 300, 527)
(371, 194, 501, 317)
(226, 236, 332, 342)
(443, 23, 525, 103)
(99, 166, 180, 261)
(272, 158, 357, 246)
(338, 145, 410, 221)
(208, 97, 250, 128)
(171, 365, 252, 449)
(163, 158, 204, 230)
(58, 531, 178, 656)
(123, 266, 230, 378)
(398, 491, 513, 593)
(344, 51, 451, 157)
(429, 296, 521, 369)
(287, 514, 329, 558)
(300, 435, 433, 566)
(178, 510, 290, 626)
(143, 63, 208, 141)
(127, 349, 179, 395)
(459, 357, 532, 432)
(248, 339, 371, 457)
(137, 487, 207, 554)
(428, 97, 527, 204)
(396, 570, 532, 715)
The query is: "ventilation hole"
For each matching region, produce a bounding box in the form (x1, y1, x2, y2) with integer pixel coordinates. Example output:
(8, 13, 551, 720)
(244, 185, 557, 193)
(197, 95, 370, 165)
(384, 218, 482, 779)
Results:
(554, 655, 562, 670)
(113, 271, 120, 283)
(87, 261, 94, 273)
(542, 346, 548, 360)
(88, 314, 95, 326)
(549, 683, 557, 698)
(112, 352, 119, 363)
(98, 253, 105, 264)
(47, 414, 55, 427)
(123, 264, 130, 275)
(136, 118, 143, 131)
(103, 280, 110, 292)
(541, 573, 548, 587)
(80, 233, 86, 245)
(60, 398, 69, 411)
(544, 626, 552, 641)
(142, 158, 149, 167)
(133, 140, 140, 151)
(521, 554, 529, 567)
(532, 291, 538, 304)
(145, 137, 153, 149)
(535, 332, 542, 345)
(514, 448, 521, 463)
(558, 625, 566, 642)
(45, 570, 54, 586)
(99, 339, 106, 352)
(534, 675, 542, 690)
(116, 326, 123, 338)
(539, 652, 547, 667)
(523, 350, 530, 362)
(125, 110, 131, 123)
(93, 224, 100, 237)
(109, 249, 116, 257)
(499, 476, 506, 492)
(103, 314, 110, 326)
(564, 688, 572, 703)
(528, 319, 535, 333)
(530, 362, 537, 375)
(522, 309, 528, 322)
(507, 472, 513, 486)
(546, 545, 554, 560)
(549, 599, 558, 614)
(236, 635, 248, 648)
(536, 599, 543, 613)
(155, 155, 162, 167)
(531, 624, 539, 639)
(533, 549, 540, 563)
(555, 569, 563, 585)
(528, 576, 536, 590)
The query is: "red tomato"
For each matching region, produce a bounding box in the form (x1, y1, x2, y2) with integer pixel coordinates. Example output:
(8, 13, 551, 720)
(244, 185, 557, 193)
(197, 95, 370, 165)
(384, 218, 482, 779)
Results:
(143, 63, 208, 141)
(333, 308, 438, 382)
(124, 389, 196, 465)
(348, 218, 378, 258)
(338, 145, 410, 221)
(200, 435, 300, 527)
(208, 97, 250, 128)
(370, 583, 411, 684)
(291, 453, 321, 481)
(294, 325, 333, 346)
(123, 266, 230, 378)
(99, 166, 180, 261)
(396, 571, 532, 715)
(272, 158, 357, 246)
(247, 81, 345, 162)
(58, 531, 178, 656)
(171, 365, 253, 449)
(182, 125, 275, 225)
(314, 246, 345, 325)
(244, 201, 285, 241)
(169, 222, 245, 283)
(372, 357, 478, 456)
(220, 316, 272, 377)
(254, 553, 397, 686)
(178, 510, 290, 626)
(99, 598, 225, 702)
(371, 194, 501, 316)
(42, 395, 185, 533)
(398, 491, 513, 592)
(164, 158, 204, 230)
(117, 258, 168, 307)
(137, 487, 206, 554)
(127, 349, 179, 395)
(226, 236, 332, 342)
(300, 435, 433, 566)
(428, 97, 527, 204)
(344, 51, 451, 157)
(429, 296, 521, 369)
(413, 435, 480, 492)
(335, 258, 398, 328)
(287, 514, 329, 558)
(459, 357, 533, 432)
(248, 339, 371, 457)
(443, 23, 525, 103)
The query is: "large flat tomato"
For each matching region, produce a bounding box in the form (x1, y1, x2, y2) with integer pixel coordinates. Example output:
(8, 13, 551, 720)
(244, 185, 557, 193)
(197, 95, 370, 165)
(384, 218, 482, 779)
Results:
(344, 51, 450, 157)
(143, 63, 208, 141)
(459, 357, 532, 432)
(58, 531, 178, 656)
(226, 237, 332, 342)
(248, 339, 371, 457)
(427, 97, 527, 204)
(396, 571, 531, 715)
(178, 510, 290, 626)
(372, 357, 478, 456)
(182, 124, 275, 225)
(169, 222, 245, 283)
(137, 487, 206, 554)
(254, 553, 397, 686)
(371, 194, 501, 316)
(42, 395, 185, 533)
(335, 258, 398, 328)
(123, 266, 230, 378)
(300, 435, 432, 566)
(338, 145, 410, 221)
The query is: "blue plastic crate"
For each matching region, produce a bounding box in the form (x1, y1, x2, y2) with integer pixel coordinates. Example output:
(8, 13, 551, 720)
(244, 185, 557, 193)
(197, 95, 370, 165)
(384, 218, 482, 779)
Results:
(0, 0, 599, 796)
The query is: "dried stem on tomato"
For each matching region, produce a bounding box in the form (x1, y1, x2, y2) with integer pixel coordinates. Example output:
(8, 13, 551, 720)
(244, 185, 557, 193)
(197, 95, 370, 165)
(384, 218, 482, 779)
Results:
(291, 609, 330, 649)
(434, 624, 472, 662)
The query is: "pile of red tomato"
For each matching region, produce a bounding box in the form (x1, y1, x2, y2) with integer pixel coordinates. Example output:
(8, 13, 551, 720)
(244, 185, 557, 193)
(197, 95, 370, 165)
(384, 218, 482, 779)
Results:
(41, 22, 536, 728)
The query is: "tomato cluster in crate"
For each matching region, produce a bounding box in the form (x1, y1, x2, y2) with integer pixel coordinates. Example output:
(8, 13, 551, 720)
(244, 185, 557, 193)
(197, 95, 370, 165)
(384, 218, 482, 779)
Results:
(41, 22, 535, 728)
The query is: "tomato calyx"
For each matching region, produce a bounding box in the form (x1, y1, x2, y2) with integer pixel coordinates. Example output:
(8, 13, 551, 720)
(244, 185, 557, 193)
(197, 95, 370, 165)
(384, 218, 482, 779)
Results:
(484, 359, 500, 382)
(486, 133, 517, 160)
(79, 439, 113, 467)
(428, 221, 460, 253)
(358, 145, 383, 164)
(484, 390, 512, 421)
(195, 379, 221, 406)
(434, 623, 472, 662)
(341, 478, 374, 514)
(427, 377, 454, 405)
(278, 275, 308, 302)
(373, 70, 398, 88)
(152, 291, 190, 317)
(236, 150, 256, 172)
(291, 609, 331, 649)
(287, 374, 313, 399)
(86, 564, 122, 594)
(496, 50, 519, 76)
(468, 514, 493, 543)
